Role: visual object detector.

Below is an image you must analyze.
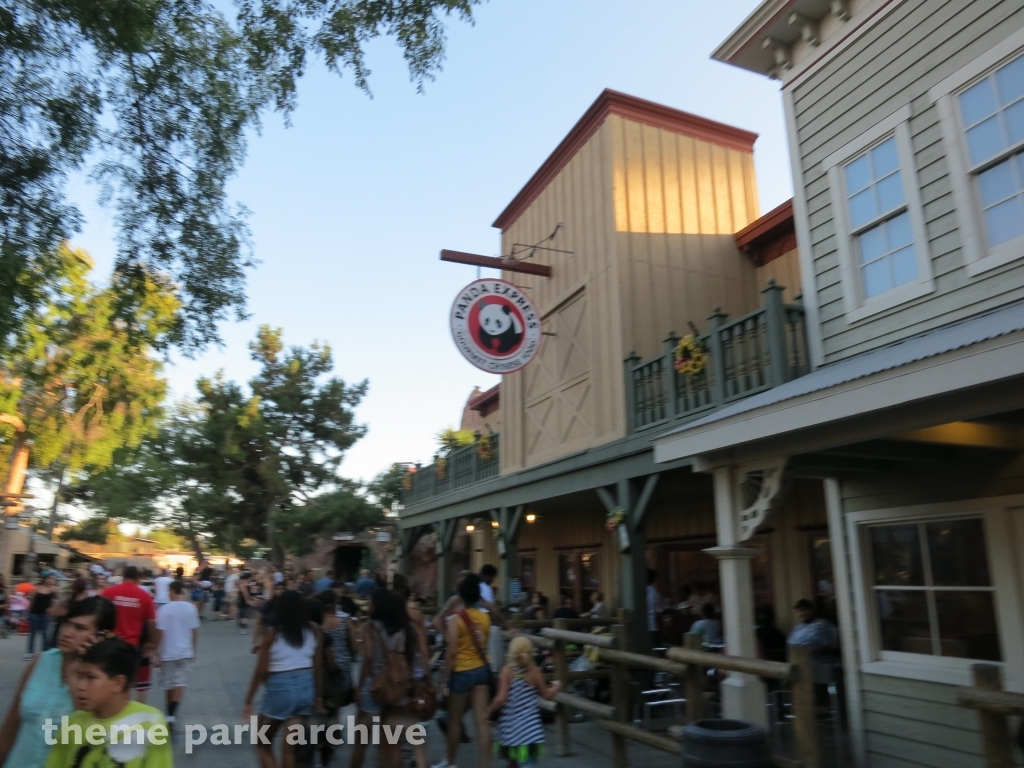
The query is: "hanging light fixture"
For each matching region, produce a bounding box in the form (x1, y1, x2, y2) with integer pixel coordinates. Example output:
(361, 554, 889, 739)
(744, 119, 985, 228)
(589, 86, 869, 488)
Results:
(526, 513, 537, 523)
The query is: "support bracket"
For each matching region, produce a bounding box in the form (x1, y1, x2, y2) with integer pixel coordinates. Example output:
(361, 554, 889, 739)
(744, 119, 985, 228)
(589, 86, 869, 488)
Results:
(736, 457, 788, 541)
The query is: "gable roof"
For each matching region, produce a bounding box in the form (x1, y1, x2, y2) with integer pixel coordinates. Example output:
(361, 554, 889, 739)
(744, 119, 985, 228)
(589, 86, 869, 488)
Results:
(492, 89, 758, 232)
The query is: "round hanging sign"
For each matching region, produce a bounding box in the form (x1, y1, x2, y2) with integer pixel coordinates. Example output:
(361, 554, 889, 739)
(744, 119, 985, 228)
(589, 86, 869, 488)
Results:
(450, 278, 542, 374)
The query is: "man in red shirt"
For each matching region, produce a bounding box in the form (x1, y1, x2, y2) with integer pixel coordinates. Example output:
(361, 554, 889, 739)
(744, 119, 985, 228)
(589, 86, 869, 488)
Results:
(102, 565, 158, 702)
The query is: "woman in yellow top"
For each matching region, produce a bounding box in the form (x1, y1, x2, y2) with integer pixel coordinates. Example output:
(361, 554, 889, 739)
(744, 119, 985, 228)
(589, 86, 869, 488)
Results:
(436, 574, 491, 768)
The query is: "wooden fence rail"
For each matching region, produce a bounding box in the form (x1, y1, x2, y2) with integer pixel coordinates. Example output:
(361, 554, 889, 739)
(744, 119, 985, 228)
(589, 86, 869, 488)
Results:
(956, 663, 1024, 768)
(533, 623, 821, 768)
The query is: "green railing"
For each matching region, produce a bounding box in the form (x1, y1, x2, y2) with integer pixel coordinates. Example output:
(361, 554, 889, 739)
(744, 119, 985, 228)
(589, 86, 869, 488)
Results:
(403, 434, 500, 505)
(626, 281, 809, 433)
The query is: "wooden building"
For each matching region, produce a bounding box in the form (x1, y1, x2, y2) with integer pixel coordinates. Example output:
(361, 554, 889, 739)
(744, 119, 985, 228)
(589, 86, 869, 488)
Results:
(649, 1, 1024, 766)
(399, 89, 823, 667)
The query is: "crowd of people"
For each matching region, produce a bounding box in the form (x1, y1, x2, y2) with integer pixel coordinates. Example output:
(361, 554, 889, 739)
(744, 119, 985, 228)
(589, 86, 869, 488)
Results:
(0, 561, 562, 768)
(0, 557, 841, 768)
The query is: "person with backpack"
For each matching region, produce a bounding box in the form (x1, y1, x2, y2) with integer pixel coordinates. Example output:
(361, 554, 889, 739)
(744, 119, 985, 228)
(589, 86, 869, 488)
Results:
(434, 574, 492, 768)
(350, 589, 428, 768)
(487, 635, 561, 767)
(242, 590, 323, 768)
(316, 591, 355, 767)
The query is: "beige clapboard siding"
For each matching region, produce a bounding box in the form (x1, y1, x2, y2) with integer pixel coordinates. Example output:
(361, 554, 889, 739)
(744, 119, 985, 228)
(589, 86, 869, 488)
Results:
(608, 114, 759, 360)
(861, 674, 985, 768)
(499, 122, 621, 474)
(754, 248, 803, 303)
(500, 112, 761, 471)
(792, 0, 1024, 363)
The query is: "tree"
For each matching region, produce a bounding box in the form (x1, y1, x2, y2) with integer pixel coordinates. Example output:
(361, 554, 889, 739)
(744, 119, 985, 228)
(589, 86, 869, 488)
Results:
(59, 515, 111, 545)
(1, 0, 482, 352)
(0, 244, 176, 506)
(74, 324, 368, 563)
(273, 487, 382, 556)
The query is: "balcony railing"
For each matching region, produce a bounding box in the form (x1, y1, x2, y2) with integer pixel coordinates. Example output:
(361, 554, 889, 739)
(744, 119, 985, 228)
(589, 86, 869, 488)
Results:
(627, 281, 809, 433)
(403, 434, 501, 505)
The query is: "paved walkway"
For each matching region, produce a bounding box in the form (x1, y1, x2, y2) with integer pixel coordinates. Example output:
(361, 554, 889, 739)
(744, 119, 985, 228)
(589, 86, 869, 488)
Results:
(0, 619, 679, 768)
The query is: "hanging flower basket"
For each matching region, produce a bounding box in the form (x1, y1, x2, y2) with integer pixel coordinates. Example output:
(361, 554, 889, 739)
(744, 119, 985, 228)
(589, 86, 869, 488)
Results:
(673, 334, 708, 376)
(477, 434, 493, 462)
(435, 458, 447, 480)
(402, 471, 414, 491)
(605, 506, 626, 532)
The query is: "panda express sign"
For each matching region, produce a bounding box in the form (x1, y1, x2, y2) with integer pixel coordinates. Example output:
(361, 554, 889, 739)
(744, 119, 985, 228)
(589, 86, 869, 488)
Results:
(450, 279, 542, 374)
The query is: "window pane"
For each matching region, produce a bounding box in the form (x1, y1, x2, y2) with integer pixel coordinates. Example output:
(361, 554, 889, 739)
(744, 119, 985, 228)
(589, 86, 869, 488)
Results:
(876, 173, 905, 213)
(1005, 100, 1024, 146)
(984, 198, 1024, 246)
(862, 260, 889, 298)
(871, 524, 924, 586)
(960, 78, 998, 126)
(849, 188, 877, 229)
(967, 117, 1005, 166)
(858, 225, 887, 263)
(934, 592, 1001, 661)
(978, 160, 1017, 207)
(876, 590, 932, 654)
(580, 551, 600, 592)
(887, 211, 914, 248)
(872, 138, 901, 177)
(845, 155, 871, 195)
(926, 519, 991, 586)
(890, 246, 918, 286)
(995, 55, 1024, 107)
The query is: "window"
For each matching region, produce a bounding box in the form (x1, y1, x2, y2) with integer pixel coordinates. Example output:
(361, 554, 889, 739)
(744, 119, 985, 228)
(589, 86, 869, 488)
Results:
(930, 28, 1024, 274)
(867, 518, 1000, 661)
(517, 550, 536, 597)
(843, 139, 919, 297)
(558, 548, 600, 611)
(824, 106, 934, 320)
(959, 56, 1024, 248)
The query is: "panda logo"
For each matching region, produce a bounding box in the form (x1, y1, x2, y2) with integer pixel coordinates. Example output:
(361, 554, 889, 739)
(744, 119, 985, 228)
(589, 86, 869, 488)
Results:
(477, 301, 524, 355)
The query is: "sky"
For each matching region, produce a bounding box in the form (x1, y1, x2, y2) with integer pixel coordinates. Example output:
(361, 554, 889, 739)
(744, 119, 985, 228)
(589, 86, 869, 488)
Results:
(66, 0, 792, 487)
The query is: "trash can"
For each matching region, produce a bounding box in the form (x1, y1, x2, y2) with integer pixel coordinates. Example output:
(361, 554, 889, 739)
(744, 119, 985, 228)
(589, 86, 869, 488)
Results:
(681, 719, 771, 767)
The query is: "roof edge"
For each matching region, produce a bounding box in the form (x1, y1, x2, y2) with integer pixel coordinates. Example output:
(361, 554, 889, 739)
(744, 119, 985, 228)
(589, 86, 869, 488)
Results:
(735, 198, 794, 249)
(711, 0, 798, 65)
(492, 89, 758, 232)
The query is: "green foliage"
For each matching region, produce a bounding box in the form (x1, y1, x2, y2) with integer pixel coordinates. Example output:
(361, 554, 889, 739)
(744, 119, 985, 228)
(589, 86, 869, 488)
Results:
(0, 244, 174, 476)
(59, 515, 111, 545)
(368, 463, 410, 512)
(0, 0, 482, 352)
(75, 324, 368, 562)
(273, 487, 382, 556)
(435, 427, 475, 457)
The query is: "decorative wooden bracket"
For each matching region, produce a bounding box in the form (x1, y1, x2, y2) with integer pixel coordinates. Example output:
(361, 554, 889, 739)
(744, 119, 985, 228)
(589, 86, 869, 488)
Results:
(440, 249, 552, 278)
(831, 0, 851, 21)
(788, 12, 820, 46)
(736, 457, 788, 541)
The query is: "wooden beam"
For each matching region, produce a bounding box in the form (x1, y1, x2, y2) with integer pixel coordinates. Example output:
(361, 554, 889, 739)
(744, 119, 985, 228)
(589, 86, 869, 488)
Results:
(507, 504, 524, 541)
(631, 473, 660, 528)
(441, 249, 552, 278)
(595, 486, 617, 515)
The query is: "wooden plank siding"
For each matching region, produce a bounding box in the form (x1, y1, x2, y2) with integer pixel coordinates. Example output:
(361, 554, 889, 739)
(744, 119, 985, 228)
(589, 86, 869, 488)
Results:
(861, 674, 986, 768)
(791, 0, 1024, 363)
(755, 247, 803, 303)
(499, 113, 762, 473)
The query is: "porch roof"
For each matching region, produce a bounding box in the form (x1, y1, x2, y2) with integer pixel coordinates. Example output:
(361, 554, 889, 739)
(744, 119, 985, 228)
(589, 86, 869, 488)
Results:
(653, 299, 1024, 464)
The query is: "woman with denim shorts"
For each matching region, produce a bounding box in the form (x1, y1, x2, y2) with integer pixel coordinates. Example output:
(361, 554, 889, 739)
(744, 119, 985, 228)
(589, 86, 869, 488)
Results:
(435, 574, 492, 768)
(242, 590, 323, 768)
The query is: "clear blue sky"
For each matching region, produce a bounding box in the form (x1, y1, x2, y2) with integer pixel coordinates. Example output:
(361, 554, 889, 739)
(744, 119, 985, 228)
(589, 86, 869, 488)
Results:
(68, 0, 791, 486)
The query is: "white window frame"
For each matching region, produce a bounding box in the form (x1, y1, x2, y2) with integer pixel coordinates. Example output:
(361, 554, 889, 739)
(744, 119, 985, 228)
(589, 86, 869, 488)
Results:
(847, 498, 1024, 688)
(823, 105, 935, 323)
(929, 26, 1024, 277)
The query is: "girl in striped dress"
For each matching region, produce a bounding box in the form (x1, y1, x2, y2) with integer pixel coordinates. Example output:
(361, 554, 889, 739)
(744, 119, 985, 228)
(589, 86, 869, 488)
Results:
(486, 636, 561, 767)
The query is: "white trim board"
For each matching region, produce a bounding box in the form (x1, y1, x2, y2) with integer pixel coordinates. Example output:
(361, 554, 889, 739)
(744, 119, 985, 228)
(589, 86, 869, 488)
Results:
(822, 105, 935, 322)
(927, 27, 1024, 278)
(652, 329, 1024, 463)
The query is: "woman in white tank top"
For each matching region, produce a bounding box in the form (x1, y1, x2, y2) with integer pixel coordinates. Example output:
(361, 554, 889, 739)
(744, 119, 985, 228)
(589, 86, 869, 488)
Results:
(243, 590, 323, 768)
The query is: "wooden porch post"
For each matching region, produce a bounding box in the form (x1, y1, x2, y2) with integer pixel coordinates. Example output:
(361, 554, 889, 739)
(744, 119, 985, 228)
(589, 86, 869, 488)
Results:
(598, 474, 660, 654)
(496, 505, 524, 608)
(398, 526, 420, 577)
(435, 519, 459, 605)
(708, 466, 768, 726)
(973, 664, 1015, 768)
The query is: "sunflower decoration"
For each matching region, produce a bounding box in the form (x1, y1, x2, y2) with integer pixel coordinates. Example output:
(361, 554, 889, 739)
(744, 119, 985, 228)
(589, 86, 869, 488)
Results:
(435, 457, 447, 480)
(673, 334, 708, 376)
(477, 433, 493, 462)
(605, 506, 626, 532)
